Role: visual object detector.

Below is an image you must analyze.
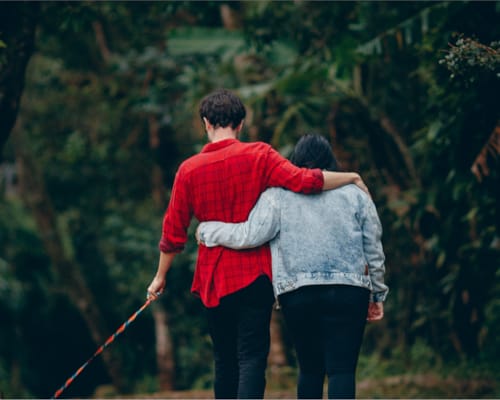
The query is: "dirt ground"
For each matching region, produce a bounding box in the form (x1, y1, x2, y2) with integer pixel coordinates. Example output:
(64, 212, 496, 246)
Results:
(105, 373, 497, 399)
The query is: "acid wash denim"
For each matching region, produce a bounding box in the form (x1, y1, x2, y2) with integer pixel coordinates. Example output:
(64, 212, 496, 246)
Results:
(198, 184, 388, 303)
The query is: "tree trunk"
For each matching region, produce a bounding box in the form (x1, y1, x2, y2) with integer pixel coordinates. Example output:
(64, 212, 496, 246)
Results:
(15, 145, 128, 393)
(220, 4, 242, 31)
(152, 305, 176, 390)
(0, 2, 39, 157)
(149, 114, 177, 389)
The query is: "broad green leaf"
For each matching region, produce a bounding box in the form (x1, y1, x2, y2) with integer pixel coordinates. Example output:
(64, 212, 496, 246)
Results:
(167, 27, 245, 56)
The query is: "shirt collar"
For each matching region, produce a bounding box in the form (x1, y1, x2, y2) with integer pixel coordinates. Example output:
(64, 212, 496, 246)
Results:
(201, 138, 239, 153)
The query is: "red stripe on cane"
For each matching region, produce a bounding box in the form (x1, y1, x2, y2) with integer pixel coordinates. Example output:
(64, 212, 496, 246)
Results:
(52, 298, 155, 398)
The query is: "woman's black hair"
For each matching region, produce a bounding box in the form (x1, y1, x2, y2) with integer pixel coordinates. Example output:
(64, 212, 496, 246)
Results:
(289, 134, 339, 171)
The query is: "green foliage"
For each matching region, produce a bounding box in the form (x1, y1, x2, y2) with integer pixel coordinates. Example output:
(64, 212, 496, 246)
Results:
(357, 340, 499, 397)
(0, 0, 499, 397)
(168, 27, 245, 56)
(439, 36, 500, 81)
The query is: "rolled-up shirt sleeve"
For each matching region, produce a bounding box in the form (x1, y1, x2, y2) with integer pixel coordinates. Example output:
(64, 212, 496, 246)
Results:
(159, 168, 193, 253)
(198, 189, 281, 249)
(265, 147, 323, 194)
(360, 196, 389, 303)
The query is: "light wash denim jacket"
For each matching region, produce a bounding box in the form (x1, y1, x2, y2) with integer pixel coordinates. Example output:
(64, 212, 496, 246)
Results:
(198, 185, 388, 302)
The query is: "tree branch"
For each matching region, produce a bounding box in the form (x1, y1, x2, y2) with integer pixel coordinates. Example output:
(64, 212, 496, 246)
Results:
(92, 20, 112, 63)
(379, 113, 422, 188)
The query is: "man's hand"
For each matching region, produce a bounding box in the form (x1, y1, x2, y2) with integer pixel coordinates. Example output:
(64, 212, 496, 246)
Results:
(147, 252, 176, 301)
(353, 174, 370, 196)
(367, 302, 384, 321)
(147, 275, 165, 301)
(321, 171, 370, 196)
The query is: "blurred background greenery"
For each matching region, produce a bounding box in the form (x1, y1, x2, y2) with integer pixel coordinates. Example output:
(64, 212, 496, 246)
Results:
(0, 1, 498, 398)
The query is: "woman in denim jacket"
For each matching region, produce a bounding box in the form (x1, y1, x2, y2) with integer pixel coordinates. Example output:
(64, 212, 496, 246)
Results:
(197, 134, 388, 399)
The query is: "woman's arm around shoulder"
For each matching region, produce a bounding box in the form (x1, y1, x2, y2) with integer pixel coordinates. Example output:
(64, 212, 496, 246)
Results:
(197, 188, 281, 249)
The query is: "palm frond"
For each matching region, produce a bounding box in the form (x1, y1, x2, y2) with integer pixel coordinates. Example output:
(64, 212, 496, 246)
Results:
(471, 124, 500, 182)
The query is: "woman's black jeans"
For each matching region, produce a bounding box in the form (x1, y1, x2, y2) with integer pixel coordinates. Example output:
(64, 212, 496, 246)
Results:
(206, 275, 275, 399)
(279, 284, 369, 399)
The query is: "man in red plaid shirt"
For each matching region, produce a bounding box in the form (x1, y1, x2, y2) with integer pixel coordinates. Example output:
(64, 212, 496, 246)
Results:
(147, 89, 368, 398)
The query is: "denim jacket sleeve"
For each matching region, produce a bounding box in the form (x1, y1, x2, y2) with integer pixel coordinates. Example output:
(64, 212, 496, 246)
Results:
(198, 189, 281, 249)
(360, 195, 389, 303)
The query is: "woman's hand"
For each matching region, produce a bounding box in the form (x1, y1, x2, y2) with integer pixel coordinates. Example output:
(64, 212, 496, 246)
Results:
(195, 224, 204, 245)
(367, 302, 384, 321)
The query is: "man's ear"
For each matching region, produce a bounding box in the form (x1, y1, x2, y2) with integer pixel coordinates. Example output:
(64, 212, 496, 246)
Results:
(236, 120, 244, 133)
(203, 117, 212, 131)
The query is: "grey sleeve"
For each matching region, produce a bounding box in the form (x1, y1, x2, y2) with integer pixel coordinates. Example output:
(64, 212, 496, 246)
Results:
(198, 190, 280, 249)
(360, 196, 389, 302)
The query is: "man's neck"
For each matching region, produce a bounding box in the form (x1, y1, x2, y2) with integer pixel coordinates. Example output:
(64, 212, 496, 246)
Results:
(209, 127, 238, 143)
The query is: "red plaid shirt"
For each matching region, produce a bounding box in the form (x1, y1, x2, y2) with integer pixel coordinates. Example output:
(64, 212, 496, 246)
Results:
(159, 138, 323, 307)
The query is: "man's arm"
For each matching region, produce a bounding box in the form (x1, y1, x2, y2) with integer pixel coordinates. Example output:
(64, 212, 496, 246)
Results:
(323, 171, 369, 194)
(197, 189, 280, 249)
(159, 167, 193, 253)
(265, 146, 369, 195)
(148, 167, 191, 300)
(147, 251, 176, 300)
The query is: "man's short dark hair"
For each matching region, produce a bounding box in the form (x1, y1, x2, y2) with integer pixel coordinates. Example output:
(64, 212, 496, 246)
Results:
(199, 89, 246, 129)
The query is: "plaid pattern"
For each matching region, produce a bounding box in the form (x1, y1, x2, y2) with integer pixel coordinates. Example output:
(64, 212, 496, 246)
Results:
(159, 138, 323, 307)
